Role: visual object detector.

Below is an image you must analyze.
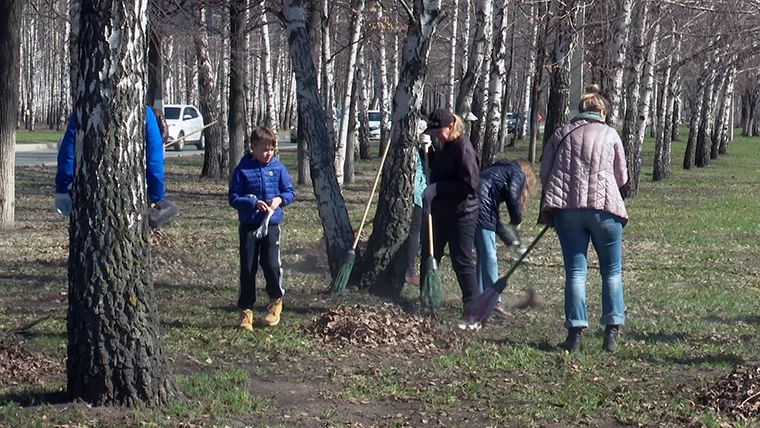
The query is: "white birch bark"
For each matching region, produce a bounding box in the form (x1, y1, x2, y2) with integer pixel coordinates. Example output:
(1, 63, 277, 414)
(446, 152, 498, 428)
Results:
(377, 4, 391, 153)
(335, 0, 365, 186)
(321, 0, 336, 147)
(0, 0, 21, 229)
(717, 66, 736, 155)
(455, 0, 491, 116)
(448, 0, 459, 108)
(606, 0, 634, 128)
(481, 0, 507, 165)
(261, 0, 277, 131)
(282, 0, 354, 276)
(518, 3, 537, 140)
(653, 25, 674, 182)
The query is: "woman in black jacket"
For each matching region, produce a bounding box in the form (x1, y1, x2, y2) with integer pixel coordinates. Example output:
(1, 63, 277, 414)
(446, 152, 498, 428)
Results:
(475, 159, 536, 317)
(421, 108, 481, 330)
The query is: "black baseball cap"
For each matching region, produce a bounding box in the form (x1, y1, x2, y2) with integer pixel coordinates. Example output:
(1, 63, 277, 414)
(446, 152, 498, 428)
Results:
(424, 108, 455, 133)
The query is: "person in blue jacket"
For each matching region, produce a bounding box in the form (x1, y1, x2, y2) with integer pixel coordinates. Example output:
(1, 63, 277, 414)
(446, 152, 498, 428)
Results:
(54, 106, 166, 216)
(229, 127, 295, 331)
(475, 158, 536, 317)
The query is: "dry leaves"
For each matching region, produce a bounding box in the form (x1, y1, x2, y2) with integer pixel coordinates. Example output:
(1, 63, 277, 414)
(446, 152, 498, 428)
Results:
(303, 303, 454, 353)
(0, 333, 62, 387)
(698, 365, 760, 420)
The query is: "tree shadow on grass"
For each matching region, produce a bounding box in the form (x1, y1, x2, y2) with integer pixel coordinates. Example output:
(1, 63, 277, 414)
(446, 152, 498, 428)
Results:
(485, 337, 559, 352)
(647, 353, 746, 367)
(0, 389, 70, 407)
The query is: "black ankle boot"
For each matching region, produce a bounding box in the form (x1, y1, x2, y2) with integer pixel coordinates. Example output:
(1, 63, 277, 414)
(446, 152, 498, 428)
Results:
(603, 325, 619, 353)
(558, 327, 584, 353)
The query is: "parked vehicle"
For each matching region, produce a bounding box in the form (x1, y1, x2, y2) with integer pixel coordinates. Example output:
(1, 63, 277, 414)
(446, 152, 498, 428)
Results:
(506, 112, 520, 134)
(164, 104, 205, 151)
(367, 110, 385, 140)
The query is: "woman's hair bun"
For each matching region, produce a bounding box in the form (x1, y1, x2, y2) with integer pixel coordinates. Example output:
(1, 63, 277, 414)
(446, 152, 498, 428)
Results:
(585, 84, 602, 94)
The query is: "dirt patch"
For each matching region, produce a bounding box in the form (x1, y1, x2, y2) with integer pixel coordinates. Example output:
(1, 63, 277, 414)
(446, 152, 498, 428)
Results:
(698, 364, 760, 421)
(0, 333, 63, 387)
(302, 303, 457, 354)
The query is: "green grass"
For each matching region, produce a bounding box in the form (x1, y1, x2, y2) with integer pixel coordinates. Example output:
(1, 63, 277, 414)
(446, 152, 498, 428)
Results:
(1, 129, 760, 426)
(15, 129, 64, 143)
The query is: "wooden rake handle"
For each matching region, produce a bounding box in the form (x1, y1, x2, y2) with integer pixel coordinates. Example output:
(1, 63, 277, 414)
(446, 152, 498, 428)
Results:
(352, 137, 393, 249)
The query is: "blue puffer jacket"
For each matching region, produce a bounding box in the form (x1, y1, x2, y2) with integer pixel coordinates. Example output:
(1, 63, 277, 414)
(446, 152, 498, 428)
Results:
(229, 154, 295, 225)
(55, 106, 165, 203)
(413, 150, 427, 207)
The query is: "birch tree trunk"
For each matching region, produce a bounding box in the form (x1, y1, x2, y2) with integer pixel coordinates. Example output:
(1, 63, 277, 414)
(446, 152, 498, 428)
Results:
(695, 67, 717, 168)
(455, 0, 490, 117)
(542, 1, 577, 151)
(653, 25, 674, 182)
(297, 0, 323, 186)
(283, 0, 354, 276)
(622, 18, 658, 199)
(481, 0, 508, 167)
(357, 46, 371, 160)
(605, 0, 633, 129)
(377, 4, 391, 157)
(358, 0, 443, 296)
(0, 0, 21, 230)
(527, 2, 549, 163)
(335, 0, 365, 186)
(448, 0, 459, 108)
(684, 65, 708, 170)
(461, 0, 470, 75)
(67, 0, 173, 405)
(718, 67, 735, 155)
(321, 0, 337, 155)
(517, 3, 537, 141)
(147, 28, 163, 109)
(198, 5, 225, 179)
(261, 1, 277, 132)
(229, 0, 247, 162)
(711, 67, 732, 160)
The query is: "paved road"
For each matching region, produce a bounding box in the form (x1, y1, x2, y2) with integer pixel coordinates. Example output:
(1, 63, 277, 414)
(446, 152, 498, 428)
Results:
(15, 141, 296, 168)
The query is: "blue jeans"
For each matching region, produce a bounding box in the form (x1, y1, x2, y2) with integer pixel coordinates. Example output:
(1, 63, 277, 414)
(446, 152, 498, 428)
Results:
(474, 228, 498, 295)
(554, 209, 625, 329)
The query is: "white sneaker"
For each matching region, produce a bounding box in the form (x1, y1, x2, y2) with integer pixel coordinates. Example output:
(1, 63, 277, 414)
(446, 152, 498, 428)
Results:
(456, 318, 482, 331)
(514, 245, 528, 257)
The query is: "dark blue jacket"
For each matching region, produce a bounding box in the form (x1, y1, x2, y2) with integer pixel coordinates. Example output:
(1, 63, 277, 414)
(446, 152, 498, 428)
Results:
(477, 160, 526, 240)
(229, 154, 295, 225)
(55, 106, 166, 203)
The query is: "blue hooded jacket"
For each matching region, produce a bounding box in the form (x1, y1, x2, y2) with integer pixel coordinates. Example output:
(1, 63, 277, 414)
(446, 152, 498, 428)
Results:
(229, 154, 295, 225)
(55, 106, 166, 204)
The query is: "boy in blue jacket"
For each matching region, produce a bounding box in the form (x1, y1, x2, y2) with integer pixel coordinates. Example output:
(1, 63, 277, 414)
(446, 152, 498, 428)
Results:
(229, 127, 295, 330)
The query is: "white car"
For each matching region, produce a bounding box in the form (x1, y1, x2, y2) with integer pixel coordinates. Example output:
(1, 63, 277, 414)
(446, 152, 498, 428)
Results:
(163, 104, 205, 151)
(367, 110, 385, 140)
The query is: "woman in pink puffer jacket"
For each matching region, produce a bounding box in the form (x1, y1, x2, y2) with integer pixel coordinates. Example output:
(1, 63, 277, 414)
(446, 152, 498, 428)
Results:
(539, 85, 628, 353)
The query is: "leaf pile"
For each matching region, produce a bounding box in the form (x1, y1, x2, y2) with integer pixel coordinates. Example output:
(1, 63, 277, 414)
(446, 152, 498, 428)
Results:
(698, 365, 760, 420)
(303, 304, 454, 353)
(0, 334, 62, 387)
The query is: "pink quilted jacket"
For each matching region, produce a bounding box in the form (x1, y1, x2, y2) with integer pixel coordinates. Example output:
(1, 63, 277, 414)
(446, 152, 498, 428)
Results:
(539, 118, 629, 225)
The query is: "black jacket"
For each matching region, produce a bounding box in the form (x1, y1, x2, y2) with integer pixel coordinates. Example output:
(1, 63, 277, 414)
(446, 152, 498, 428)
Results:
(476, 160, 526, 241)
(428, 134, 480, 217)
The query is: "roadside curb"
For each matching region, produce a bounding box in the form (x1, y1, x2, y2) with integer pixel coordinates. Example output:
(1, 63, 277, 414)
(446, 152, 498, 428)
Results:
(16, 142, 58, 152)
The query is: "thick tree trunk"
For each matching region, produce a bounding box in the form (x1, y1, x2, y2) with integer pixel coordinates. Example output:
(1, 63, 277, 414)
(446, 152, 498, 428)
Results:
(298, 0, 323, 186)
(67, 0, 173, 405)
(481, 0, 508, 167)
(335, 0, 365, 186)
(541, 2, 576, 154)
(718, 67, 735, 155)
(604, 0, 633, 128)
(455, 0, 490, 117)
(283, 0, 354, 276)
(358, 0, 443, 296)
(198, 5, 225, 179)
(684, 68, 707, 170)
(229, 0, 247, 162)
(0, 0, 21, 230)
(711, 67, 731, 159)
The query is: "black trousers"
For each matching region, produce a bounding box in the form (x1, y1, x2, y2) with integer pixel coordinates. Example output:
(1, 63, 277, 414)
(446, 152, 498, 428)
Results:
(237, 223, 283, 310)
(405, 205, 423, 276)
(420, 209, 479, 309)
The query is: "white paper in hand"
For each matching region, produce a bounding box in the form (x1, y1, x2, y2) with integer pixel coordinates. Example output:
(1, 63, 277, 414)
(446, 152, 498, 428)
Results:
(254, 208, 274, 239)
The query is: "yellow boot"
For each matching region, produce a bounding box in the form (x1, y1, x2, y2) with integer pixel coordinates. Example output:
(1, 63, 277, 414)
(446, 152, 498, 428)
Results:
(238, 309, 254, 331)
(264, 298, 283, 326)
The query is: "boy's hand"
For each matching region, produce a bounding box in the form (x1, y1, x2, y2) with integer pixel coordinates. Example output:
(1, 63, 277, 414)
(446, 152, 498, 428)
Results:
(269, 197, 283, 211)
(256, 200, 269, 212)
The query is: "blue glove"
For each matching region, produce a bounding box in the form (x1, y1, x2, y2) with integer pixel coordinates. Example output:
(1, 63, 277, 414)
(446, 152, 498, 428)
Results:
(55, 193, 72, 216)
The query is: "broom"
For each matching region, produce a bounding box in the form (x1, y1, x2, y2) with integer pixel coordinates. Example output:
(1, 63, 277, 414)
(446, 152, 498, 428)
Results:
(328, 135, 393, 294)
(419, 142, 442, 315)
(466, 225, 550, 323)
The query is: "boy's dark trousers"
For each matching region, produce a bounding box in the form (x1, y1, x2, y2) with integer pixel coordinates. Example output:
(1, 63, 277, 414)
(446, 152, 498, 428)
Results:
(237, 222, 283, 310)
(419, 208, 479, 310)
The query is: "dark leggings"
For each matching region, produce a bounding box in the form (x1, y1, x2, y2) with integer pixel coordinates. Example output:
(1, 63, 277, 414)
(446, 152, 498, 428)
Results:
(420, 210, 479, 309)
(405, 205, 423, 276)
